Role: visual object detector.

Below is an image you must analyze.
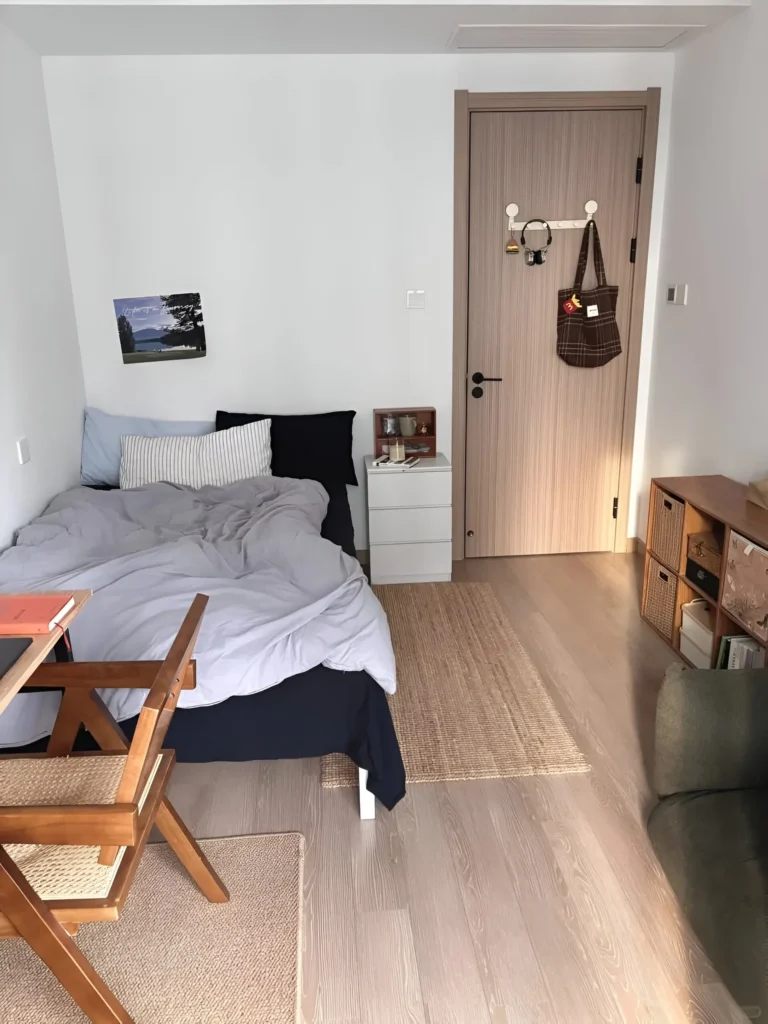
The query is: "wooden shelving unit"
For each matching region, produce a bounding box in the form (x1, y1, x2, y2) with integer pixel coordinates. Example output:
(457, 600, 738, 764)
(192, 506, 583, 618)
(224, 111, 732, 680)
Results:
(373, 407, 437, 460)
(642, 475, 768, 668)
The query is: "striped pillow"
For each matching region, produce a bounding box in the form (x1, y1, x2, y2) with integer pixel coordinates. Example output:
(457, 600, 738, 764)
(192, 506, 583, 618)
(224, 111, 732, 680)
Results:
(119, 419, 271, 489)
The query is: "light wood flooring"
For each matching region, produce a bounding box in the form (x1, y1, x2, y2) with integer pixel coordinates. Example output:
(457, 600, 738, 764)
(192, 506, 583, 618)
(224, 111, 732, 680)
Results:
(167, 553, 746, 1024)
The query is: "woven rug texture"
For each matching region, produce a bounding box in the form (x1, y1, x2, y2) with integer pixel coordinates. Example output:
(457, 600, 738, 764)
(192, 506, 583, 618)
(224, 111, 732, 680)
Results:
(322, 582, 589, 787)
(0, 832, 304, 1024)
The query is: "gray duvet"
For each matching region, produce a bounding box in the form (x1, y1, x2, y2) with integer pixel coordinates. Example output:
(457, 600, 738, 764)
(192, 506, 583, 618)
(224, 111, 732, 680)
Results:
(0, 477, 396, 735)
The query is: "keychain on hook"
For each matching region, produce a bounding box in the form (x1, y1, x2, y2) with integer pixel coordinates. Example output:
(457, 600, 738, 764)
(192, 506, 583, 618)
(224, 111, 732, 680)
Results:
(505, 203, 520, 254)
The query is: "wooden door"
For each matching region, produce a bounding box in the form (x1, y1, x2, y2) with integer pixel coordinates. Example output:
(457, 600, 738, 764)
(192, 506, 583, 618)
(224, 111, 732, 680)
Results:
(465, 109, 643, 557)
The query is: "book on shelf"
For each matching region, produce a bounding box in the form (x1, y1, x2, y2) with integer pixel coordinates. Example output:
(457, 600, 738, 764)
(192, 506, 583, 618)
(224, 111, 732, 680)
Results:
(727, 639, 744, 670)
(717, 635, 735, 669)
(0, 593, 75, 635)
(748, 646, 766, 669)
(721, 634, 766, 670)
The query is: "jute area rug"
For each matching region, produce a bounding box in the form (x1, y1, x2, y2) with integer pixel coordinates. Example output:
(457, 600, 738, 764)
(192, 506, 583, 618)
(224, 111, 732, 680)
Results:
(0, 833, 304, 1024)
(322, 582, 589, 787)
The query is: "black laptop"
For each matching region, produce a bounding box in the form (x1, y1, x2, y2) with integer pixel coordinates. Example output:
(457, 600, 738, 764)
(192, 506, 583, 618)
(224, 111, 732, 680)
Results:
(0, 637, 33, 677)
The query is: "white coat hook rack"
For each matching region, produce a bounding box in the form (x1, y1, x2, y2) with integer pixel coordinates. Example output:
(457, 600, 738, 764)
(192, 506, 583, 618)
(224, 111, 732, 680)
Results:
(506, 199, 598, 232)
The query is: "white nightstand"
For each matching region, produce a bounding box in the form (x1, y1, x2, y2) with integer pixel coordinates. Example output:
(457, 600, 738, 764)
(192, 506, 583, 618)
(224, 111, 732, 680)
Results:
(365, 453, 452, 584)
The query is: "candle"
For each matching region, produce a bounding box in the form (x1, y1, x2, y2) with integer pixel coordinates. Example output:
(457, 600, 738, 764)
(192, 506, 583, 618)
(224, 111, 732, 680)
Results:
(390, 437, 405, 462)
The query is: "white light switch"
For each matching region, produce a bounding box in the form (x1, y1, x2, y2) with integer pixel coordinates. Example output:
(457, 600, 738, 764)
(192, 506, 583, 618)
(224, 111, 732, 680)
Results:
(406, 290, 426, 310)
(16, 438, 30, 465)
(666, 284, 688, 306)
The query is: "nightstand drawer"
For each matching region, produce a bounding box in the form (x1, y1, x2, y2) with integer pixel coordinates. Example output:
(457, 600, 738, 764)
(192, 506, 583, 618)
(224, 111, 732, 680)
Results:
(370, 542, 452, 583)
(369, 506, 452, 545)
(368, 470, 452, 510)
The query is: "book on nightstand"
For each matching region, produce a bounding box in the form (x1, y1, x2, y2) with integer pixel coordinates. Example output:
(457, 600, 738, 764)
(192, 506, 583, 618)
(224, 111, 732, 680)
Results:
(0, 593, 75, 635)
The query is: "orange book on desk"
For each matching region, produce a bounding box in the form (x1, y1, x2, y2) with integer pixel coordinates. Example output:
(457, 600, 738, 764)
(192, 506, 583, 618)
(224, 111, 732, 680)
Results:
(0, 593, 75, 635)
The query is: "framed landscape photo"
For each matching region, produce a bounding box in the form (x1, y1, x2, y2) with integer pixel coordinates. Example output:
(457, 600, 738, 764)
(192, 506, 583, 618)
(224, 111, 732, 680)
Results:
(113, 293, 207, 364)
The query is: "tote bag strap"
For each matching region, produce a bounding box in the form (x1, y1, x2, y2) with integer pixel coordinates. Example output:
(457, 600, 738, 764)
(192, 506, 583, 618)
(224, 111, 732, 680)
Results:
(573, 220, 607, 291)
(590, 221, 608, 287)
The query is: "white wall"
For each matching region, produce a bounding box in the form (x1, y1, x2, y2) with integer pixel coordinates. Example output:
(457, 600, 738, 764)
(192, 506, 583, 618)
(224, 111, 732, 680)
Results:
(43, 52, 673, 544)
(0, 26, 85, 551)
(641, 4, 764, 536)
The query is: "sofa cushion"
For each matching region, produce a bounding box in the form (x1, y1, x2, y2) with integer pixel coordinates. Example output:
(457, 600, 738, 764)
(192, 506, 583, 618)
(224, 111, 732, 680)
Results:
(648, 788, 768, 1019)
(655, 662, 768, 797)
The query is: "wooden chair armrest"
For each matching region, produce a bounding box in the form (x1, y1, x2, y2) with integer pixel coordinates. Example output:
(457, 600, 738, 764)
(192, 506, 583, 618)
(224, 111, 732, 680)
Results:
(24, 661, 196, 691)
(0, 805, 138, 846)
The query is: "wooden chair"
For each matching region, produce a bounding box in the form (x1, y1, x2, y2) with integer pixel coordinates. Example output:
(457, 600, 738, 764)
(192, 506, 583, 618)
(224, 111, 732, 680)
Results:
(0, 594, 229, 1024)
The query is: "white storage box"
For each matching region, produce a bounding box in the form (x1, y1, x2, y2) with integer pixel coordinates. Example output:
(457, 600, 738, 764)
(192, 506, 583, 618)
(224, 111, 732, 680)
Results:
(680, 599, 715, 656)
(680, 629, 712, 670)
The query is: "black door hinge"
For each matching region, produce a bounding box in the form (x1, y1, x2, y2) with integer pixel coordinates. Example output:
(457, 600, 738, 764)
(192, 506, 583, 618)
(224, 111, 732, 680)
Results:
(635, 157, 643, 184)
(629, 238, 637, 263)
(612, 497, 618, 519)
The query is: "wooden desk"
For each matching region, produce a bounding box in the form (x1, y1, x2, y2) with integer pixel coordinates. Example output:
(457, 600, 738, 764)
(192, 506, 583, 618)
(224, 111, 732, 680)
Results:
(0, 591, 91, 716)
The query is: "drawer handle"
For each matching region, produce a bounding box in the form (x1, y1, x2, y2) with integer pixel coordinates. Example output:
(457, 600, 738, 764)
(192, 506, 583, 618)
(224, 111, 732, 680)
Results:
(663, 499, 672, 510)
(659, 571, 669, 582)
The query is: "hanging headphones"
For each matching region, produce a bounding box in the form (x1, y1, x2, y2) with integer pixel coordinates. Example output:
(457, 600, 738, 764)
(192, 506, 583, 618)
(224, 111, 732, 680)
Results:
(520, 219, 553, 266)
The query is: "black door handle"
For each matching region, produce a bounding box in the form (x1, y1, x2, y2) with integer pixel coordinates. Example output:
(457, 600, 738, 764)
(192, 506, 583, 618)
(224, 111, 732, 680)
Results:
(471, 372, 503, 385)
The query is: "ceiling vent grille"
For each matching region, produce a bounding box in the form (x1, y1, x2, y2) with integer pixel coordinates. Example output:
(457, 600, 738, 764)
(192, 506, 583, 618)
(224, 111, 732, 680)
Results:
(449, 23, 696, 50)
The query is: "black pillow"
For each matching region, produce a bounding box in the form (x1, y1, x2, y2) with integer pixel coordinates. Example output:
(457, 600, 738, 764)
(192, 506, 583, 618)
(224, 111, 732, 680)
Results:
(216, 410, 357, 487)
(320, 483, 356, 558)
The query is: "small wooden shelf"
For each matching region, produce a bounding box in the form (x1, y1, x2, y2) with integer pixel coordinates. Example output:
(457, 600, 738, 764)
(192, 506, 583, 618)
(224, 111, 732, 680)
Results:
(373, 407, 437, 460)
(642, 474, 768, 669)
(719, 606, 750, 631)
(717, 606, 767, 651)
(680, 576, 717, 605)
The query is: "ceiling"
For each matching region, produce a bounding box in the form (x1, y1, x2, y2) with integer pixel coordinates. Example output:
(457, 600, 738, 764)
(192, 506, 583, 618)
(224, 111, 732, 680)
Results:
(0, 2, 747, 54)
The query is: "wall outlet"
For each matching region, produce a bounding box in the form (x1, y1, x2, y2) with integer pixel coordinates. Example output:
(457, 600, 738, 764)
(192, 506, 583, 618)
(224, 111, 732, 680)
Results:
(406, 289, 426, 310)
(666, 284, 688, 306)
(16, 437, 31, 465)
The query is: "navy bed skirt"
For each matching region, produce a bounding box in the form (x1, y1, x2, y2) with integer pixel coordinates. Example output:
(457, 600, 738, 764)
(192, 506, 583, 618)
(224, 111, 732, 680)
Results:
(137, 664, 405, 809)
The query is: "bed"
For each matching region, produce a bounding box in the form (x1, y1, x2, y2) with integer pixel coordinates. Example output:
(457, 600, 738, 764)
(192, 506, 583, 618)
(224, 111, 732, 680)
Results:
(0, 411, 406, 816)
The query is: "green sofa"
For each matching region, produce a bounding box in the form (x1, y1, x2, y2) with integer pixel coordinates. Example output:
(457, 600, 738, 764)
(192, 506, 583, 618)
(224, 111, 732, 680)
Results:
(648, 662, 768, 1020)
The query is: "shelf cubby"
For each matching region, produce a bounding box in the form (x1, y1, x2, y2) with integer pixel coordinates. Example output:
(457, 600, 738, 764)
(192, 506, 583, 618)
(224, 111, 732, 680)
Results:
(642, 475, 768, 670)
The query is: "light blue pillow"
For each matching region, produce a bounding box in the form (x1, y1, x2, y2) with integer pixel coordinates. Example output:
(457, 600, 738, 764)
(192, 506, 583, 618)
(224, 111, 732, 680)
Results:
(81, 407, 214, 486)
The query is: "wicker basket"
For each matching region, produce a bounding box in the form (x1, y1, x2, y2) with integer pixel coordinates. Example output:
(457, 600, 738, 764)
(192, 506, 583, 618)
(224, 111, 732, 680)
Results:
(650, 488, 684, 568)
(644, 557, 677, 641)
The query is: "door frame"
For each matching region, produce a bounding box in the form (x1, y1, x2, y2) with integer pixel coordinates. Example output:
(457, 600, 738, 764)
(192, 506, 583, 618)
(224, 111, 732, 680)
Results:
(452, 89, 661, 560)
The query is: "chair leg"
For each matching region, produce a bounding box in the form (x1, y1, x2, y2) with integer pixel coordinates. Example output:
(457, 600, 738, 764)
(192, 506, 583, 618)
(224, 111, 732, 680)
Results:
(154, 798, 230, 903)
(81, 693, 129, 868)
(0, 848, 133, 1024)
(81, 691, 131, 753)
(47, 689, 88, 756)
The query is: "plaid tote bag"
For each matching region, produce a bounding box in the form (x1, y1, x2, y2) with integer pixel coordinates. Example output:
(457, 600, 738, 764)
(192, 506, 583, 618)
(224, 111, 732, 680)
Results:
(557, 220, 621, 368)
